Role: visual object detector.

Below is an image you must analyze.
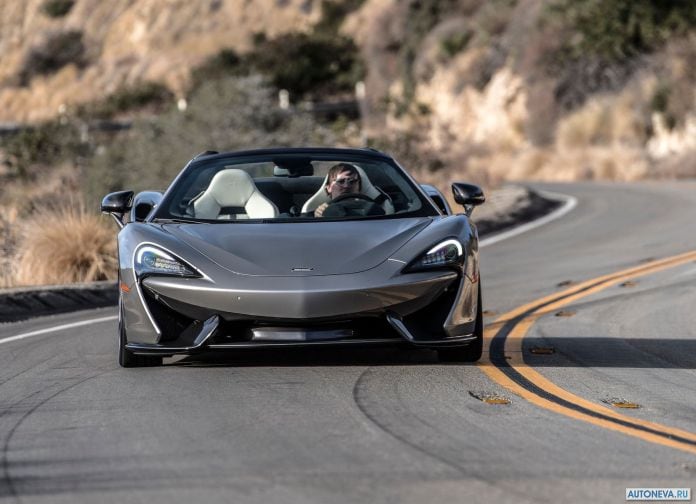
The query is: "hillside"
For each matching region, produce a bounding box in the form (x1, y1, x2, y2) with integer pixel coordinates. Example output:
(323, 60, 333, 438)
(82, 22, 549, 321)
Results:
(0, 0, 319, 122)
(345, 0, 696, 182)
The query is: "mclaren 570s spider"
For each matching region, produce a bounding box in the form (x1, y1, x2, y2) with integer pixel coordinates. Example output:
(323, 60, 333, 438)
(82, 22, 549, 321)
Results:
(101, 148, 485, 367)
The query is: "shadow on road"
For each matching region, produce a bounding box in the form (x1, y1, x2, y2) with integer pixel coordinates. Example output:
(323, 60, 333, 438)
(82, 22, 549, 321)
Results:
(522, 336, 696, 369)
(169, 345, 454, 367)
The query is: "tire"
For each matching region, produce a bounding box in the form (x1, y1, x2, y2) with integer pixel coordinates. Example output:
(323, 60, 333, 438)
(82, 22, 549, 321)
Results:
(118, 300, 162, 368)
(438, 284, 483, 363)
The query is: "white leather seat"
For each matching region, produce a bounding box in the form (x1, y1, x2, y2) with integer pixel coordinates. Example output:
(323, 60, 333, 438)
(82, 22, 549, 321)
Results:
(193, 169, 278, 220)
(301, 166, 395, 214)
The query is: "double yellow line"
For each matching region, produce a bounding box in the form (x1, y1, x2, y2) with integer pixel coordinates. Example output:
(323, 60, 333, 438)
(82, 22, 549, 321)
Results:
(478, 250, 696, 454)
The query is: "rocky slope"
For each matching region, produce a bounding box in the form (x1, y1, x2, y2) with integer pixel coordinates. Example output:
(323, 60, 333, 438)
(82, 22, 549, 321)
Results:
(1, 0, 694, 182)
(345, 0, 696, 182)
(0, 0, 318, 122)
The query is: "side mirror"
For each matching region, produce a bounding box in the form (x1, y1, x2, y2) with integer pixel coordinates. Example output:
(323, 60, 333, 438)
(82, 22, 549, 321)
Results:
(101, 190, 134, 228)
(131, 191, 163, 222)
(451, 183, 485, 217)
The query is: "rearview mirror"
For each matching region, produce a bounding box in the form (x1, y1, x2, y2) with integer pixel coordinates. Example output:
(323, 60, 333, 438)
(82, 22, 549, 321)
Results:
(451, 183, 485, 216)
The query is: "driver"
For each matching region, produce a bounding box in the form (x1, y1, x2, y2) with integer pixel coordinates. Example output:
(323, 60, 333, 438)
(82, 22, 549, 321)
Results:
(314, 163, 384, 217)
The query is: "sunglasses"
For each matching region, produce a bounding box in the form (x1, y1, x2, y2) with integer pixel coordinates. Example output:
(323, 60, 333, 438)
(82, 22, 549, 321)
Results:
(333, 176, 359, 187)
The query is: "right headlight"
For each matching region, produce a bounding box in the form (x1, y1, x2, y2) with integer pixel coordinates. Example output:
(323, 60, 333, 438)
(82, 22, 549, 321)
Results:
(134, 245, 200, 278)
(404, 239, 464, 273)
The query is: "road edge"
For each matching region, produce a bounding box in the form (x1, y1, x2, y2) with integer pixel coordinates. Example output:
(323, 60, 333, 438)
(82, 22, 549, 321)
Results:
(0, 281, 118, 323)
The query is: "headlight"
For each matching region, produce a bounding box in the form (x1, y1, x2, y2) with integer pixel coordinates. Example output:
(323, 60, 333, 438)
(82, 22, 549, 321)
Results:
(405, 239, 464, 272)
(134, 245, 199, 278)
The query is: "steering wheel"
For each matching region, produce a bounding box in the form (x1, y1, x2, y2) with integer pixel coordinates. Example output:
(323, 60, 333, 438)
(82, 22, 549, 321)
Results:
(323, 192, 383, 217)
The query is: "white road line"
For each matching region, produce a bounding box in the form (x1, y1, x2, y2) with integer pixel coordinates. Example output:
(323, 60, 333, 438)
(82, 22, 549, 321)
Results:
(479, 190, 577, 248)
(0, 315, 118, 346)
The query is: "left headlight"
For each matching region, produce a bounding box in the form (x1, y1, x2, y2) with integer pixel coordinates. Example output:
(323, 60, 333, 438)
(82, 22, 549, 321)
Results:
(404, 238, 464, 273)
(134, 245, 200, 278)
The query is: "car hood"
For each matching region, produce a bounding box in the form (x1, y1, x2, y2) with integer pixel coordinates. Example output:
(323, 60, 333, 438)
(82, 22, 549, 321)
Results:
(163, 218, 432, 276)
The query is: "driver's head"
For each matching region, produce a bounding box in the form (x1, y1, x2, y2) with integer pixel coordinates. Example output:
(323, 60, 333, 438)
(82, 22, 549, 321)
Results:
(326, 163, 361, 199)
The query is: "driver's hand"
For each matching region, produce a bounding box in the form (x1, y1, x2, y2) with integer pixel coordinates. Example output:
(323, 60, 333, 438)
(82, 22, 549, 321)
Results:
(314, 202, 329, 217)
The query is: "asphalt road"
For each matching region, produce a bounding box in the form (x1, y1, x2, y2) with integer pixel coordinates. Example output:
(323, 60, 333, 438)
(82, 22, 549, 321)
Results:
(1, 181, 695, 503)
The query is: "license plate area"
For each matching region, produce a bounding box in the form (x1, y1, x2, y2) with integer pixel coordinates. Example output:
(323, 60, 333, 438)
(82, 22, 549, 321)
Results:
(251, 327, 353, 342)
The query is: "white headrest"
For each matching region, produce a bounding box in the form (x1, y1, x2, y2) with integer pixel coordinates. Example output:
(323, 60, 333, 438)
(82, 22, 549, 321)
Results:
(194, 169, 278, 219)
(301, 165, 394, 214)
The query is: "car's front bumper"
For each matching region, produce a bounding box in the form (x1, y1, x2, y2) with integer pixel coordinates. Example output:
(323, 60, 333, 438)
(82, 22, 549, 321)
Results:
(121, 263, 479, 355)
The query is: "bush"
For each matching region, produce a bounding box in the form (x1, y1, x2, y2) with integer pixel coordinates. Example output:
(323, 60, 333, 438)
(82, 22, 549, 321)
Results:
(192, 33, 365, 100)
(1, 120, 86, 179)
(316, 0, 367, 34)
(77, 81, 174, 119)
(552, 57, 640, 111)
(545, 0, 696, 61)
(18, 30, 86, 86)
(13, 202, 117, 286)
(41, 0, 75, 18)
(440, 30, 472, 59)
(249, 33, 365, 98)
(649, 81, 678, 129)
(190, 1, 367, 100)
(190, 49, 242, 91)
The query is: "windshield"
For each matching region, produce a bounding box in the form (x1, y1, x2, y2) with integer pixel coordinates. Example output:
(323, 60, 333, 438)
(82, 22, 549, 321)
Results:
(154, 153, 438, 222)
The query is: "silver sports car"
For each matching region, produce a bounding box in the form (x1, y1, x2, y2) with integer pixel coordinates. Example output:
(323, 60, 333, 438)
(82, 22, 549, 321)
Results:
(101, 148, 485, 367)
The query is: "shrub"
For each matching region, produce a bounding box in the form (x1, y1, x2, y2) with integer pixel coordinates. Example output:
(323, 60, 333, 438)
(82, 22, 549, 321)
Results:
(249, 33, 365, 98)
(18, 30, 86, 85)
(77, 81, 174, 119)
(192, 33, 364, 100)
(650, 81, 677, 129)
(316, 0, 367, 34)
(540, 0, 696, 110)
(191, 0, 366, 101)
(545, 0, 696, 61)
(440, 31, 472, 59)
(1, 120, 86, 179)
(190, 49, 242, 91)
(13, 202, 117, 286)
(552, 57, 640, 111)
(41, 0, 75, 18)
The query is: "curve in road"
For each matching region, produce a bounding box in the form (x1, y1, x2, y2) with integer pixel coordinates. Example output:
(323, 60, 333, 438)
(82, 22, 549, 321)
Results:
(480, 249, 696, 455)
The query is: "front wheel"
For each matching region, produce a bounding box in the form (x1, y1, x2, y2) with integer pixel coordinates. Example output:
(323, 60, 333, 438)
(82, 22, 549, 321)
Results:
(118, 300, 162, 368)
(438, 285, 483, 363)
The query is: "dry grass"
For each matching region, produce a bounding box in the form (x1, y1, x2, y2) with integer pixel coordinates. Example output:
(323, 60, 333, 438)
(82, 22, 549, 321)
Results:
(12, 202, 117, 287)
(1, 162, 81, 217)
(555, 83, 651, 152)
(0, 206, 19, 289)
(653, 148, 696, 178)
